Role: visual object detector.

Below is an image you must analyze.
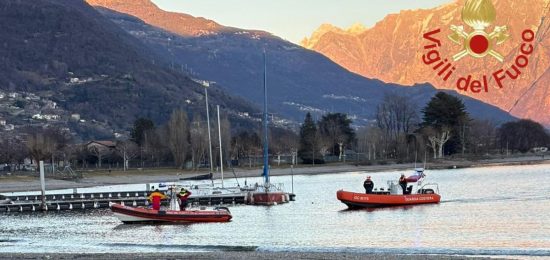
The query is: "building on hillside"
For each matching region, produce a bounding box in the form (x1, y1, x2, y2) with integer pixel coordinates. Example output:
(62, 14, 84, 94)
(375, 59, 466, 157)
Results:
(85, 140, 117, 151)
(84, 141, 117, 168)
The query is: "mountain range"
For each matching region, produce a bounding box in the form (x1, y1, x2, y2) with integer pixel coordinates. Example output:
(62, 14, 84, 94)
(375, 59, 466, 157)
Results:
(0, 0, 256, 139)
(302, 0, 550, 126)
(86, 0, 515, 126)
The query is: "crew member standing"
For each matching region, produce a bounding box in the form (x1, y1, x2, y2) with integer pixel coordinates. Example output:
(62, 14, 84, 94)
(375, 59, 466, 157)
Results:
(177, 188, 192, 211)
(147, 189, 167, 210)
(363, 176, 374, 194)
(399, 174, 408, 194)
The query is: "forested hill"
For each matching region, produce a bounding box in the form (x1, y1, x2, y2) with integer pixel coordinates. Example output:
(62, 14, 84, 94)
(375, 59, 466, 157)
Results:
(0, 0, 256, 138)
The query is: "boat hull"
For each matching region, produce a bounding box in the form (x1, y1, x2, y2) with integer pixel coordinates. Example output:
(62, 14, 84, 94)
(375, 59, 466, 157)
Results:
(247, 191, 289, 206)
(337, 190, 440, 209)
(110, 203, 232, 223)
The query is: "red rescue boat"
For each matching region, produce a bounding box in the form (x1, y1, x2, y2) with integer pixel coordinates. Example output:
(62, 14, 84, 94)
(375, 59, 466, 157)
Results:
(110, 203, 232, 223)
(337, 190, 441, 209)
(338, 169, 441, 209)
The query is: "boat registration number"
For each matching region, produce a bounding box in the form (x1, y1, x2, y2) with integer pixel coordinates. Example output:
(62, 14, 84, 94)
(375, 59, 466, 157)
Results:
(353, 196, 369, 201)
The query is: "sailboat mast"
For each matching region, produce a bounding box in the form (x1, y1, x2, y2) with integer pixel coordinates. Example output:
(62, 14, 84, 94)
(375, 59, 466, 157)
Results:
(217, 105, 224, 188)
(263, 50, 270, 184)
(203, 85, 214, 185)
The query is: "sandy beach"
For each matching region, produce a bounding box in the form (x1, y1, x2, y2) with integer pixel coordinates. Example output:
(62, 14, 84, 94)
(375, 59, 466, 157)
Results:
(0, 155, 548, 193)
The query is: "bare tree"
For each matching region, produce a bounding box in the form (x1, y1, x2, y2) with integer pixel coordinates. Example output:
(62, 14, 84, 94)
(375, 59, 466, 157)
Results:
(167, 109, 190, 169)
(376, 92, 419, 159)
(190, 113, 208, 170)
(376, 93, 418, 139)
(423, 126, 452, 158)
(26, 128, 67, 165)
(0, 137, 28, 171)
(357, 125, 384, 161)
(143, 128, 168, 167)
(88, 143, 111, 168)
(468, 119, 497, 155)
(116, 140, 139, 171)
(220, 115, 231, 166)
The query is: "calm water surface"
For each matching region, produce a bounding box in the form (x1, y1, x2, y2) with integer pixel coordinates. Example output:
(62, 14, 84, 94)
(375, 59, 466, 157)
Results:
(1, 164, 549, 257)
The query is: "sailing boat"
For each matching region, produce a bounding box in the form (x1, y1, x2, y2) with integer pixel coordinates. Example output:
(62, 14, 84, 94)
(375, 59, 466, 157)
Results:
(246, 51, 292, 205)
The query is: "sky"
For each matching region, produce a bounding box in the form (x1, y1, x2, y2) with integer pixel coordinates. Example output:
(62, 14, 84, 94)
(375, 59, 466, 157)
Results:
(152, 0, 453, 44)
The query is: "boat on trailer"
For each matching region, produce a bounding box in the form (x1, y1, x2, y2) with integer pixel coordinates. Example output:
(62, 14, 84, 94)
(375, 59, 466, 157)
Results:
(110, 203, 232, 223)
(337, 168, 441, 209)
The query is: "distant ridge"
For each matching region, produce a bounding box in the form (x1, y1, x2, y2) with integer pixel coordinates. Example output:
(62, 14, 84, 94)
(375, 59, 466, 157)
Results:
(87, 0, 516, 125)
(301, 0, 550, 126)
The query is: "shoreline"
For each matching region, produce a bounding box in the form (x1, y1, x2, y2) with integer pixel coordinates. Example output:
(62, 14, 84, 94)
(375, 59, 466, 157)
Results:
(0, 252, 505, 260)
(0, 156, 548, 193)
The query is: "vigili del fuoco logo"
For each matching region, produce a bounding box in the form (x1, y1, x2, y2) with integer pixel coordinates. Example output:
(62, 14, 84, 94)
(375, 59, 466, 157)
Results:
(421, 0, 535, 93)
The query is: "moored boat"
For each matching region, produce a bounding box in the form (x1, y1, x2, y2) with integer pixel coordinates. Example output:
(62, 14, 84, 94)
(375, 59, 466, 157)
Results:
(110, 203, 232, 223)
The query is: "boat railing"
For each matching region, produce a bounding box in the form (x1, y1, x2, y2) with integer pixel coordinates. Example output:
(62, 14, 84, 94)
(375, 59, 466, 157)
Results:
(417, 183, 439, 194)
(253, 182, 285, 192)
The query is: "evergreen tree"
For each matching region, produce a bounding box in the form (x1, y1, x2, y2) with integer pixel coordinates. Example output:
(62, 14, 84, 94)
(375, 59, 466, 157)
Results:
(421, 92, 470, 155)
(130, 118, 155, 146)
(318, 113, 356, 156)
(298, 113, 323, 164)
(498, 119, 550, 153)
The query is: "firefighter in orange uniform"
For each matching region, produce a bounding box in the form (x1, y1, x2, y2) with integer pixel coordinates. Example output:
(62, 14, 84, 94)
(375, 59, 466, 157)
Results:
(147, 189, 167, 210)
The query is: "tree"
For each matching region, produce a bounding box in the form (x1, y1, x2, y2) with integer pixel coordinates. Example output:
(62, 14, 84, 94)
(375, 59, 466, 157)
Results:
(356, 125, 385, 161)
(167, 110, 189, 169)
(421, 92, 470, 155)
(130, 118, 155, 146)
(209, 113, 231, 168)
(423, 126, 451, 158)
(189, 113, 208, 170)
(498, 119, 549, 153)
(26, 127, 70, 166)
(232, 130, 262, 168)
(298, 113, 323, 164)
(115, 140, 139, 171)
(375, 92, 419, 159)
(318, 113, 356, 159)
(269, 127, 299, 165)
(376, 92, 418, 140)
(0, 137, 28, 171)
(87, 142, 112, 168)
(468, 119, 497, 155)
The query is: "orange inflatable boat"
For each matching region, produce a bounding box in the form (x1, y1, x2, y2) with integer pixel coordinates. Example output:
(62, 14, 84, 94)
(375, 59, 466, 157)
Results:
(336, 190, 441, 209)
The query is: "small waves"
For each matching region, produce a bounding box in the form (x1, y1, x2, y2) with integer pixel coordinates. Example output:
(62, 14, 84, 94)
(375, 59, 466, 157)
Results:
(441, 195, 550, 204)
(258, 246, 550, 257)
(100, 243, 257, 252)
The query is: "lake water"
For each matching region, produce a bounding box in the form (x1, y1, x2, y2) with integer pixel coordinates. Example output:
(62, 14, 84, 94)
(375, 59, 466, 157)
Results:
(1, 164, 549, 257)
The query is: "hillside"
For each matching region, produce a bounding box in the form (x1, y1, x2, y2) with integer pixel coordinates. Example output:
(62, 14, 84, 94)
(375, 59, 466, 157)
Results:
(0, 0, 256, 139)
(302, 0, 550, 126)
(87, 0, 516, 126)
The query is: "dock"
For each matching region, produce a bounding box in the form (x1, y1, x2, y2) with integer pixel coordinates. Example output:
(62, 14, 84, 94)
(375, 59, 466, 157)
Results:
(0, 190, 296, 212)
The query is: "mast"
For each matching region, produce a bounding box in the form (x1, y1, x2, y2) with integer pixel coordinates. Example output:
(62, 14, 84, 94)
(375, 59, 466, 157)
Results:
(217, 105, 224, 188)
(262, 50, 270, 185)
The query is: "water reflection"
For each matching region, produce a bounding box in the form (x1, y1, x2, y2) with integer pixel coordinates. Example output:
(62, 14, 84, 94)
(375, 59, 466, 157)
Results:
(0, 164, 549, 257)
